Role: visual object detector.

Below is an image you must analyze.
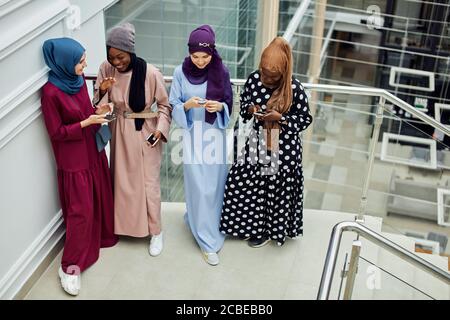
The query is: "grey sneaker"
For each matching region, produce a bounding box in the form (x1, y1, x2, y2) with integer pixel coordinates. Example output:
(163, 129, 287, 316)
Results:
(248, 237, 271, 248)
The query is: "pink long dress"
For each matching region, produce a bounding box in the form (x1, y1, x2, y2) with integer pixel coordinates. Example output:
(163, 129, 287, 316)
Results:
(94, 62, 172, 237)
(41, 80, 118, 273)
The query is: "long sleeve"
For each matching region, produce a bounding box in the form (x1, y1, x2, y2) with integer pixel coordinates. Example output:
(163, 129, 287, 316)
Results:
(280, 80, 313, 134)
(153, 69, 172, 142)
(216, 68, 233, 129)
(239, 76, 253, 123)
(93, 62, 110, 107)
(169, 68, 194, 130)
(216, 101, 231, 129)
(41, 91, 83, 142)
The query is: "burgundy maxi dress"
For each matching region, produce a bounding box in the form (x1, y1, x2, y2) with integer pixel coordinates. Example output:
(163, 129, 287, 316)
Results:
(41, 80, 118, 274)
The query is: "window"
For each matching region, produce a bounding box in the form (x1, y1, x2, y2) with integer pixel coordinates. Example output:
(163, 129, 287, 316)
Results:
(389, 67, 435, 92)
(381, 133, 437, 169)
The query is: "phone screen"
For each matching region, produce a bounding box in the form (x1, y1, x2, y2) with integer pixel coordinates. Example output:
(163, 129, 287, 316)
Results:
(147, 134, 159, 146)
(105, 113, 116, 121)
(254, 111, 266, 116)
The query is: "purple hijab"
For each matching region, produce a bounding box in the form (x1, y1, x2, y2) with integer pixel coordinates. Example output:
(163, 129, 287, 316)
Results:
(182, 25, 233, 124)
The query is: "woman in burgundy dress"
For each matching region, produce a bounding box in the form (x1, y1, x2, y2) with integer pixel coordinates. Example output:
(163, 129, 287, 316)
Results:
(41, 38, 118, 296)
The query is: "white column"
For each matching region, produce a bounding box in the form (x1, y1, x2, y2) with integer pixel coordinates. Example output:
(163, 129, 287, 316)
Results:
(254, 0, 280, 67)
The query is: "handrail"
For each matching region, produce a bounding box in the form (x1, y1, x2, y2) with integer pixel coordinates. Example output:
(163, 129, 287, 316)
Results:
(317, 221, 450, 300)
(84, 75, 450, 137)
(303, 83, 450, 136)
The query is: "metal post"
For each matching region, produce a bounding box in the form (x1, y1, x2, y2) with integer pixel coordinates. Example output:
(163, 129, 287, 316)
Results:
(357, 97, 385, 222)
(343, 240, 362, 300)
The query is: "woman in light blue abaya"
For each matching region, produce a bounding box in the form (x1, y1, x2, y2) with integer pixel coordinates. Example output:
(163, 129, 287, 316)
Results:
(169, 25, 233, 266)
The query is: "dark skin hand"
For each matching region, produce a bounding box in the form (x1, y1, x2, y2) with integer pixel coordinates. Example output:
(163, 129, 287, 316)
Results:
(105, 47, 162, 147)
(249, 105, 282, 122)
(250, 68, 284, 122)
(261, 110, 282, 121)
(99, 47, 131, 95)
(99, 77, 117, 95)
(146, 131, 162, 148)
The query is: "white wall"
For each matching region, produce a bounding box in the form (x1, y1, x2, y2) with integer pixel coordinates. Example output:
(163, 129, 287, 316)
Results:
(0, 0, 115, 300)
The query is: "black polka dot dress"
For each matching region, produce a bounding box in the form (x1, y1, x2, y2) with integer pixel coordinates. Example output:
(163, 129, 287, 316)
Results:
(219, 70, 313, 246)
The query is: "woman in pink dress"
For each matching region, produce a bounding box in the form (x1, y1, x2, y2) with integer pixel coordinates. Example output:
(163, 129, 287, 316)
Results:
(41, 38, 118, 296)
(93, 23, 172, 256)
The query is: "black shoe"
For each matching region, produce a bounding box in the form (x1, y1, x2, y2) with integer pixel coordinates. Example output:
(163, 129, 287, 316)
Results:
(248, 237, 270, 248)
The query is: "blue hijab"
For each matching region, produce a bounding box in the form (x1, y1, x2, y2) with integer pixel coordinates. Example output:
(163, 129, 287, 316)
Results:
(42, 38, 85, 95)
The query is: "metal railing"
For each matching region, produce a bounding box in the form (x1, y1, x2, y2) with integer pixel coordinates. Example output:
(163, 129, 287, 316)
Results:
(112, 75, 448, 137)
(302, 83, 450, 136)
(317, 221, 450, 300)
(302, 83, 450, 221)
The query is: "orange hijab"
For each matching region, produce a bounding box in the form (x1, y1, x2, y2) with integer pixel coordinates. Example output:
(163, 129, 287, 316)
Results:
(259, 37, 294, 130)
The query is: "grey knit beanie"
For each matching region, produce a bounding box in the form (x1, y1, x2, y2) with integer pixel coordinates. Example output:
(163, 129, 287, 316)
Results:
(106, 23, 136, 53)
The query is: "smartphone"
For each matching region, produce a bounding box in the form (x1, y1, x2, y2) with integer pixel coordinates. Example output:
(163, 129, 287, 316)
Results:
(105, 113, 117, 121)
(146, 133, 160, 147)
(104, 103, 117, 121)
(254, 111, 267, 117)
(198, 98, 207, 106)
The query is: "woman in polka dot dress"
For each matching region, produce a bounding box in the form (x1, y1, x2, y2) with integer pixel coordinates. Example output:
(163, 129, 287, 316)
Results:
(219, 37, 313, 247)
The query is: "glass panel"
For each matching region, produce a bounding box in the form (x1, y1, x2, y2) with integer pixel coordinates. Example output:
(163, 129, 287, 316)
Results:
(364, 106, 450, 258)
(350, 255, 435, 300)
(160, 83, 243, 202)
(104, 0, 260, 79)
(301, 89, 375, 214)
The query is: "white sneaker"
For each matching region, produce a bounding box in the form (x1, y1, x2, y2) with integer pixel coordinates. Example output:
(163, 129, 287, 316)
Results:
(202, 251, 219, 266)
(58, 266, 80, 296)
(149, 232, 163, 256)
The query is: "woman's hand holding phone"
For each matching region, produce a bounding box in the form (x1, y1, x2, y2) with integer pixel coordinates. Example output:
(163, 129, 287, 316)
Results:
(147, 130, 162, 148)
(205, 100, 223, 113)
(261, 110, 282, 121)
(249, 104, 266, 120)
(81, 114, 109, 128)
(248, 104, 260, 114)
(184, 97, 205, 111)
(249, 105, 281, 122)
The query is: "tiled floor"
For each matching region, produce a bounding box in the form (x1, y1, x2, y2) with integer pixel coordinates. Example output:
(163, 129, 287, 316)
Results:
(24, 204, 381, 300)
